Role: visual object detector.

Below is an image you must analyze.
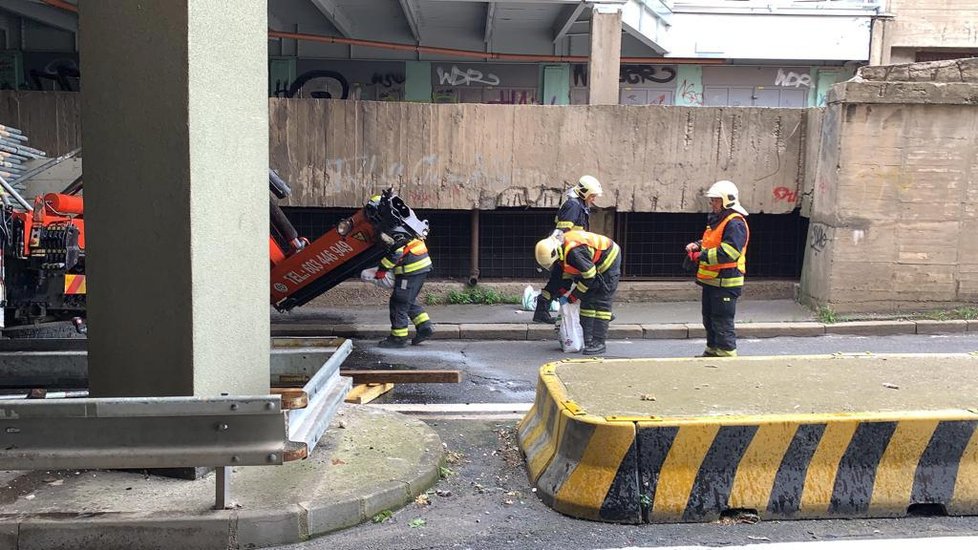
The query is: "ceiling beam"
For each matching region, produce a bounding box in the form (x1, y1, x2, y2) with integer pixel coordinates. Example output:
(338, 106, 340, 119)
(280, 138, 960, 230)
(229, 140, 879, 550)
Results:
(0, 0, 77, 32)
(397, 0, 423, 43)
(552, 2, 586, 43)
(484, 2, 496, 44)
(308, 0, 354, 37)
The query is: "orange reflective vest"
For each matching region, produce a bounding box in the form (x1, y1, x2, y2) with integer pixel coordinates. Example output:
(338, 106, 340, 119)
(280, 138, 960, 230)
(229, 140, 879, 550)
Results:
(696, 213, 749, 288)
(380, 238, 432, 275)
(560, 231, 620, 278)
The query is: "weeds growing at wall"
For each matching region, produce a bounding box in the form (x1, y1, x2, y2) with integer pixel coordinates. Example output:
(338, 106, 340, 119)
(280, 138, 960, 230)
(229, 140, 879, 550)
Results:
(815, 305, 838, 324)
(425, 287, 520, 305)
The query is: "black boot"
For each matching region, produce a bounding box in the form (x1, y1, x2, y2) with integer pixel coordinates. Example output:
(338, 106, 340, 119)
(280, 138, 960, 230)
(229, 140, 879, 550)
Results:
(583, 318, 609, 355)
(580, 315, 595, 349)
(412, 321, 434, 345)
(533, 294, 556, 324)
(378, 335, 408, 349)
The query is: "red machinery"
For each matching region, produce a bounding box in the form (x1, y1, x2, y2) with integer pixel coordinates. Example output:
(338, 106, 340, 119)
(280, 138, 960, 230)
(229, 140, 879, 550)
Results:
(1, 171, 428, 326)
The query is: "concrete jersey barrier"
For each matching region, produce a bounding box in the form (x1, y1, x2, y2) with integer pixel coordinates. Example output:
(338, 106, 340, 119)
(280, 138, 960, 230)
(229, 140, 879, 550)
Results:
(518, 355, 978, 523)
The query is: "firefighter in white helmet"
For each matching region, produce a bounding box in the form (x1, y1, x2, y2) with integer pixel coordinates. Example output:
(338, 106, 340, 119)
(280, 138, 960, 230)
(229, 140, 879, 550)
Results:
(534, 228, 621, 355)
(533, 175, 604, 324)
(685, 180, 750, 357)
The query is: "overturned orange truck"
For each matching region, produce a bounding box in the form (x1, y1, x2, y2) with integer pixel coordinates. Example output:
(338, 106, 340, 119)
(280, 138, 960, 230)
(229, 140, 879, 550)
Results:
(1, 171, 428, 326)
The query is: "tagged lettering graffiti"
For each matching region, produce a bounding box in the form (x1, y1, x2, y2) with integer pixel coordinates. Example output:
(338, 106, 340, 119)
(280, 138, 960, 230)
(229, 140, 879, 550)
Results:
(775, 68, 812, 88)
(810, 223, 828, 254)
(573, 64, 678, 87)
(773, 186, 798, 202)
(371, 73, 405, 88)
(286, 70, 351, 99)
(282, 241, 356, 286)
(436, 66, 501, 86)
(620, 65, 677, 84)
(678, 79, 703, 105)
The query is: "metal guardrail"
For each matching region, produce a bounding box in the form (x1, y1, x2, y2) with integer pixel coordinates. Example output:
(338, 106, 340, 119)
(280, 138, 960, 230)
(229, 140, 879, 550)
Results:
(0, 395, 286, 470)
(0, 337, 353, 508)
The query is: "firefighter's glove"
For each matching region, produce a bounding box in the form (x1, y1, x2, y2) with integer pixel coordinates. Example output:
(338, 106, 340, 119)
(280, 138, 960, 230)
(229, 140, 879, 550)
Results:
(687, 250, 701, 263)
(558, 293, 578, 306)
(375, 270, 388, 280)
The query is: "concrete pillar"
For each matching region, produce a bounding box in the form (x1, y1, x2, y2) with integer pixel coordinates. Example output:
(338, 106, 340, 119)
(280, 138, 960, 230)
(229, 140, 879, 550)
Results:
(587, 7, 622, 105)
(79, 1, 269, 397)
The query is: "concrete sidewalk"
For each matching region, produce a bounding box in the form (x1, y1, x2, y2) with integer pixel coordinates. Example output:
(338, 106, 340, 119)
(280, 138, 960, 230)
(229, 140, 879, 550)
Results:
(0, 405, 442, 549)
(272, 299, 978, 340)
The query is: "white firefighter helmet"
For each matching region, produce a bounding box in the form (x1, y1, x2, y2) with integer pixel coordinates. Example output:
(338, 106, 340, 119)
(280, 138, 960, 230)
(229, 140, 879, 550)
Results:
(706, 180, 748, 216)
(534, 236, 562, 269)
(574, 175, 603, 200)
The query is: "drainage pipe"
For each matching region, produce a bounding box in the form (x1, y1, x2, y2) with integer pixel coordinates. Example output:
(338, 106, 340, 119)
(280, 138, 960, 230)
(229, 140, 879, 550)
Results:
(469, 209, 480, 286)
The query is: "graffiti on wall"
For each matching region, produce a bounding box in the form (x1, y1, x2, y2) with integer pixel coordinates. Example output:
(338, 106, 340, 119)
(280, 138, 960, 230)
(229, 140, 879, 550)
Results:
(773, 186, 799, 203)
(488, 89, 537, 105)
(285, 70, 351, 99)
(678, 79, 703, 105)
(774, 68, 812, 88)
(436, 66, 501, 86)
(573, 64, 677, 87)
(809, 223, 828, 254)
(29, 58, 80, 91)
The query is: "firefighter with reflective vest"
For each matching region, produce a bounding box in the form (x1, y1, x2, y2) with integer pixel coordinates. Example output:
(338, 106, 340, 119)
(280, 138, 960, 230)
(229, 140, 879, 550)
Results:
(535, 229, 621, 355)
(534, 175, 603, 324)
(685, 180, 750, 357)
(376, 237, 435, 348)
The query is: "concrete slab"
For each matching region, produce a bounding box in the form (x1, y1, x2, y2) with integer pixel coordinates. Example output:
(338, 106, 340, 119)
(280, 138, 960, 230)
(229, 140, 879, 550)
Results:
(527, 324, 557, 341)
(737, 322, 825, 338)
(825, 320, 917, 336)
(916, 320, 969, 334)
(430, 324, 459, 340)
(16, 513, 232, 550)
(459, 323, 526, 340)
(642, 324, 688, 339)
(519, 354, 978, 524)
(0, 405, 441, 549)
(969, 319, 978, 332)
(607, 324, 643, 340)
(686, 324, 707, 338)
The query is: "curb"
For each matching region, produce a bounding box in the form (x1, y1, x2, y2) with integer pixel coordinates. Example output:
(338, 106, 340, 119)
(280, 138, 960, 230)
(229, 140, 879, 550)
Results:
(272, 319, 978, 340)
(0, 409, 443, 550)
(517, 357, 978, 524)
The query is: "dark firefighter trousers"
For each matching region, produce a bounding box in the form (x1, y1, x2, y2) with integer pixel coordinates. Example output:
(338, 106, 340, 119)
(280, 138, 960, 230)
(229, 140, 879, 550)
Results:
(389, 272, 430, 338)
(579, 256, 621, 345)
(701, 285, 739, 352)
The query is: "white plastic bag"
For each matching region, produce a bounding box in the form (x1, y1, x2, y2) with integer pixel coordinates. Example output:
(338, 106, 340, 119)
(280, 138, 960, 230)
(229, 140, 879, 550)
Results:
(522, 285, 559, 312)
(360, 267, 394, 290)
(556, 301, 584, 353)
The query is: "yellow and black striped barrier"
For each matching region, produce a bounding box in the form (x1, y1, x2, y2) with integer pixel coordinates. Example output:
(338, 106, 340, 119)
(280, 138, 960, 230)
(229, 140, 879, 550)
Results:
(518, 356, 978, 523)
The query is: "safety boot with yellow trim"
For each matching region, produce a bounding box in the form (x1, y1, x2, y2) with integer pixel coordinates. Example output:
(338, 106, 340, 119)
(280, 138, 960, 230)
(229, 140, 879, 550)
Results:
(412, 322, 434, 345)
(377, 336, 408, 349)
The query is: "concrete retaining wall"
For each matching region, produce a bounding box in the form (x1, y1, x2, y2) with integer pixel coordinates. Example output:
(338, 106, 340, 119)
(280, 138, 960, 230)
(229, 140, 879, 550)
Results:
(0, 91, 806, 213)
(800, 58, 978, 313)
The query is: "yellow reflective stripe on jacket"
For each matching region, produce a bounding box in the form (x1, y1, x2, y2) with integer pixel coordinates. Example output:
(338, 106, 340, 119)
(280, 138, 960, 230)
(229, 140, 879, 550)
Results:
(394, 256, 432, 274)
(720, 241, 742, 260)
(381, 257, 397, 269)
(596, 244, 620, 273)
(575, 281, 589, 293)
(593, 311, 613, 320)
(580, 308, 599, 319)
(555, 220, 575, 229)
(698, 276, 745, 288)
(579, 266, 597, 280)
(706, 247, 719, 266)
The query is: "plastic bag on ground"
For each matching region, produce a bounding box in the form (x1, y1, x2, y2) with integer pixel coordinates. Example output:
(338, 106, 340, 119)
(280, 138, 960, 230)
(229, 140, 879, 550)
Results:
(557, 301, 584, 353)
(522, 285, 559, 312)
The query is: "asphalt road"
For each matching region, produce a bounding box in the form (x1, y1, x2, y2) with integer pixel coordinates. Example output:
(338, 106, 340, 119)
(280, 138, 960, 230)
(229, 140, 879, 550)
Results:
(270, 333, 978, 550)
(343, 332, 978, 404)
